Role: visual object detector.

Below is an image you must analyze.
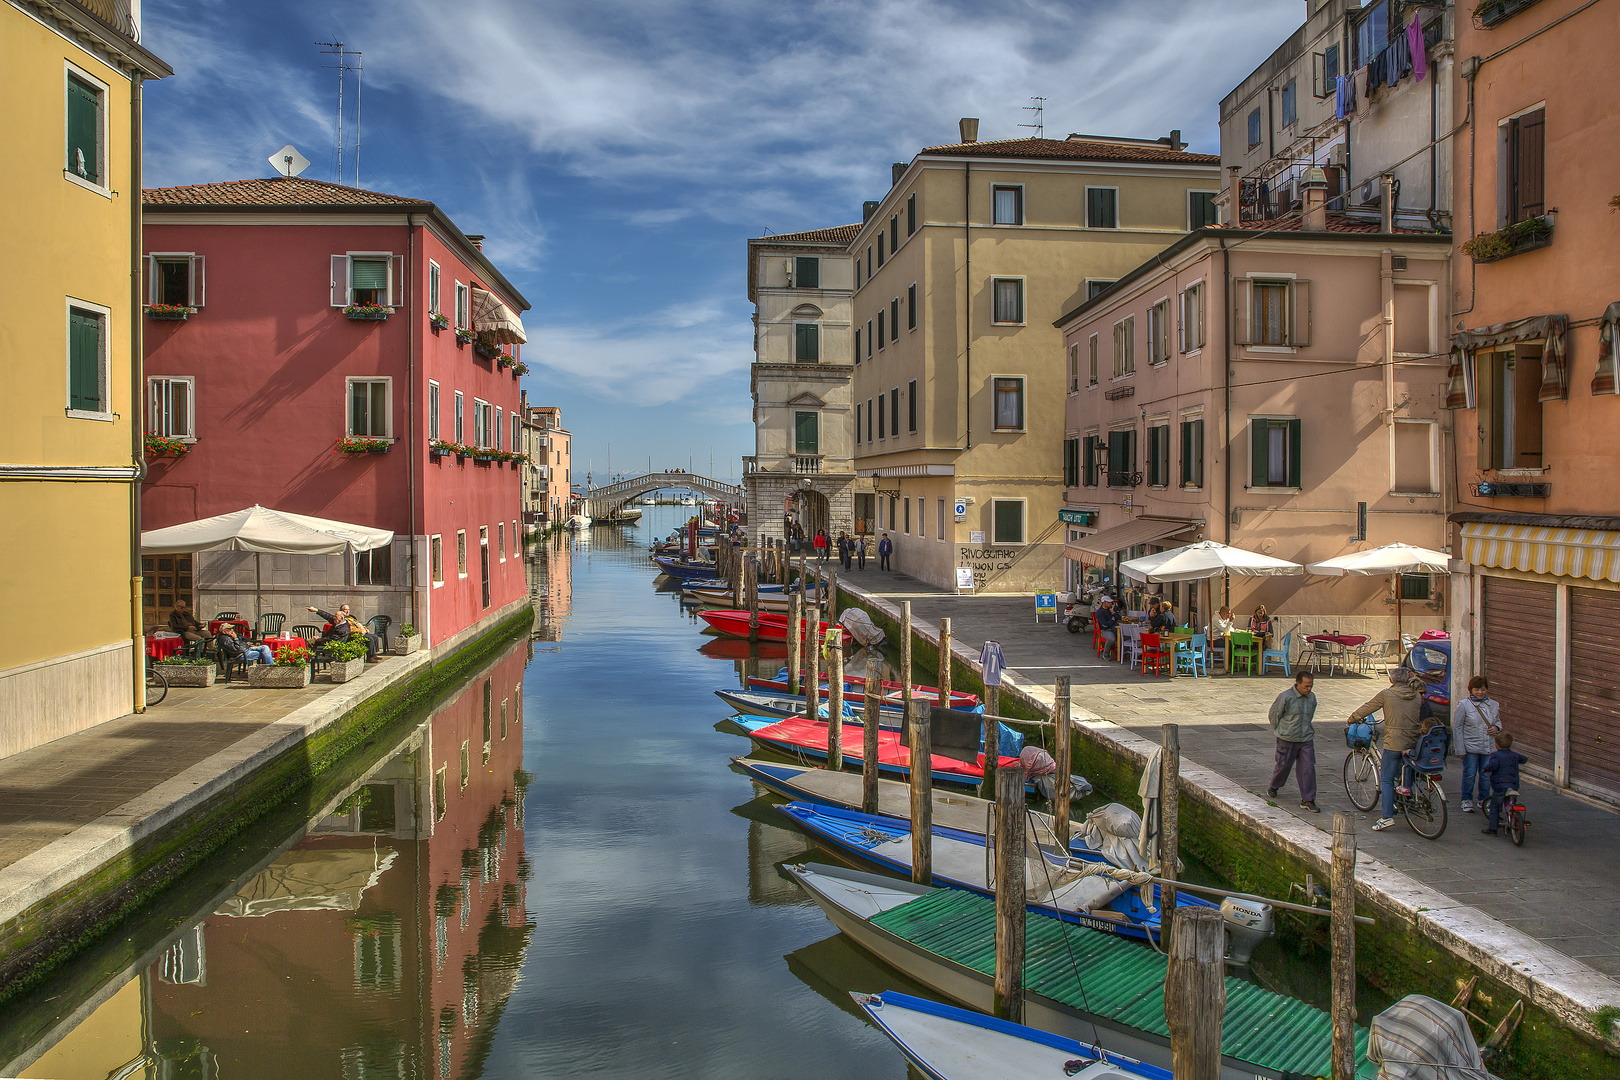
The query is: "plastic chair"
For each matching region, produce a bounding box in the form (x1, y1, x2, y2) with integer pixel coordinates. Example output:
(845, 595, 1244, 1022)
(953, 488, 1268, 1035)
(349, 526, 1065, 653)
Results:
(1175, 633, 1207, 677)
(1229, 630, 1260, 675)
(1120, 625, 1144, 669)
(1140, 632, 1171, 677)
(291, 624, 323, 643)
(255, 613, 286, 641)
(213, 610, 243, 623)
(1094, 622, 1114, 661)
(1261, 630, 1293, 676)
(366, 614, 392, 653)
(1359, 638, 1399, 674)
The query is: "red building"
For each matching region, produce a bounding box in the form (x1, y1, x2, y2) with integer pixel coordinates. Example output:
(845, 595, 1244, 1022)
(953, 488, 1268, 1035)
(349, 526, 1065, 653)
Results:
(141, 176, 531, 646)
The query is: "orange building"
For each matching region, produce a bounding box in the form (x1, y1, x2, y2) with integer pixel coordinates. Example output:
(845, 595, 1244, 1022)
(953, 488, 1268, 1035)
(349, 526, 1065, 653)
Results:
(1444, 0, 1620, 804)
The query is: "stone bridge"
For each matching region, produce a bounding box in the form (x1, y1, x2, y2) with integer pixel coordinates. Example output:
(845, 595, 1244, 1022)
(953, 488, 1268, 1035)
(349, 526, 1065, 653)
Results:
(582, 473, 743, 518)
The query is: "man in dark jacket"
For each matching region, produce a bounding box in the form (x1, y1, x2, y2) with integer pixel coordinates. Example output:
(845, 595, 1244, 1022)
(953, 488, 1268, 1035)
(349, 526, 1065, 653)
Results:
(167, 600, 207, 645)
(308, 604, 380, 660)
(1349, 670, 1427, 831)
(878, 533, 893, 571)
(1093, 598, 1119, 658)
(1480, 731, 1528, 835)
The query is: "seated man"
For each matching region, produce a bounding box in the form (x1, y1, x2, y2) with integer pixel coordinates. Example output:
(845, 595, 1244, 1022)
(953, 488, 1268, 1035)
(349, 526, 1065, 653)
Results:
(168, 599, 207, 645)
(307, 604, 381, 661)
(216, 622, 274, 666)
(1094, 598, 1119, 656)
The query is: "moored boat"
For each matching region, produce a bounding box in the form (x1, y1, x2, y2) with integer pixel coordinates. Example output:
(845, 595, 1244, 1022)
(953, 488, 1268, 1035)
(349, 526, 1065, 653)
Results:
(696, 609, 828, 642)
(740, 716, 1019, 788)
(654, 556, 722, 581)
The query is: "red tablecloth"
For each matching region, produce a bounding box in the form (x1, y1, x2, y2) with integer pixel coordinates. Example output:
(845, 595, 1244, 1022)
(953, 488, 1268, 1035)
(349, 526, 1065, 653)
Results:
(209, 619, 251, 636)
(146, 635, 183, 660)
(261, 635, 307, 655)
(1418, 629, 1450, 641)
(1306, 633, 1369, 647)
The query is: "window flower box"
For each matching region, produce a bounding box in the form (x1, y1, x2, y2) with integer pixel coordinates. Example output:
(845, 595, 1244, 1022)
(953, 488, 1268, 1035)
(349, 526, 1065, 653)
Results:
(455, 328, 475, 347)
(334, 436, 390, 455)
(156, 658, 214, 687)
(512, 361, 529, 377)
(344, 303, 392, 321)
(1474, 0, 1541, 27)
(429, 313, 450, 333)
(145, 304, 192, 321)
(1461, 216, 1553, 263)
(430, 440, 458, 460)
(144, 433, 190, 456)
(474, 342, 502, 361)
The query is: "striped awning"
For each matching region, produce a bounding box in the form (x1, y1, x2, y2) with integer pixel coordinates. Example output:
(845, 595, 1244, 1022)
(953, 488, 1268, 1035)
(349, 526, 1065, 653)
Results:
(1063, 517, 1200, 566)
(471, 288, 527, 344)
(1459, 521, 1620, 583)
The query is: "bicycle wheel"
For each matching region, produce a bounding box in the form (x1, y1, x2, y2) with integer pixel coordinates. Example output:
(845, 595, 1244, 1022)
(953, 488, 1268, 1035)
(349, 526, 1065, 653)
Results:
(1508, 806, 1526, 846)
(1344, 750, 1379, 811)
(1403, 776, 1447, 839)
(144, 667, 168, 707)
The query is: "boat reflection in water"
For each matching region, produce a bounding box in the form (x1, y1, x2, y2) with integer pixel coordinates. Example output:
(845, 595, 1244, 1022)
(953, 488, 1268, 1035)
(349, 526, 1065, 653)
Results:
(14, 643, 533, 1080)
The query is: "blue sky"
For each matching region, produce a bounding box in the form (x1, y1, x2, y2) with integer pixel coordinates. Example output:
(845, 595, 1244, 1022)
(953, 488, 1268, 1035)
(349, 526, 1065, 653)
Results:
(140, 0, 1296, 487)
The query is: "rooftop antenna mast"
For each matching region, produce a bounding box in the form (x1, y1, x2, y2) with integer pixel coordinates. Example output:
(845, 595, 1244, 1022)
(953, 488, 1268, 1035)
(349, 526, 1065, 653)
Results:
(317, 41, 363, 185)
(1019, 96, 1046, 139)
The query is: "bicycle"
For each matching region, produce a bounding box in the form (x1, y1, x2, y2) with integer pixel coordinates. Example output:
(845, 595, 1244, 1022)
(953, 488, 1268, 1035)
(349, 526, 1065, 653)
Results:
(1342, 719, 1448, 839)
(1498, 788, 1529, 846)
(144, 655, 169, 707)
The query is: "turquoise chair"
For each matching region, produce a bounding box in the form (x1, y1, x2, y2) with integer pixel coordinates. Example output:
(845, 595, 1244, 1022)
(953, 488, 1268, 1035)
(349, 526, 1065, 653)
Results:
(1261, 630, 1293, 676)
(1175, 633, 1207, 677)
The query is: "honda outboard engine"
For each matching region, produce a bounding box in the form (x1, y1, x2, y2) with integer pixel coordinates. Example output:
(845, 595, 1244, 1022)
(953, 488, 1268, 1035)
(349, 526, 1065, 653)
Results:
(1220, 896, 1274, 965)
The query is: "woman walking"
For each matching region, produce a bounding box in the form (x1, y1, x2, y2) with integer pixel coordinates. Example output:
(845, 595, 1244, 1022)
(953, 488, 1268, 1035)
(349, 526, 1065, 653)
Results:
(1454, 675, 1501, 813)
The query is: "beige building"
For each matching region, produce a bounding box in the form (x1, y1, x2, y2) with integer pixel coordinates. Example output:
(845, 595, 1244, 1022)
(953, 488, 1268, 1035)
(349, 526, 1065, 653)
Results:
(848, 123, 1220, 591)
(744, 225, 862, 543)
(522, 405, 569, 529)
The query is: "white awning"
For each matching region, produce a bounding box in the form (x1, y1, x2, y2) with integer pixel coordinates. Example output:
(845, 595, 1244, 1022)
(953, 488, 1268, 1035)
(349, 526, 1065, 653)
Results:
(1064, 517, 1200, 566)
(141, 505, 392, 555)
(471, 287, 527, 344)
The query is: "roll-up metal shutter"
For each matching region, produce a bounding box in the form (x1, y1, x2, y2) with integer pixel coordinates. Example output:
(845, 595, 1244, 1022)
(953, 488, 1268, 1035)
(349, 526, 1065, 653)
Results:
(1480, 576, 1556, 770)
(1569, 587, 1620, 794)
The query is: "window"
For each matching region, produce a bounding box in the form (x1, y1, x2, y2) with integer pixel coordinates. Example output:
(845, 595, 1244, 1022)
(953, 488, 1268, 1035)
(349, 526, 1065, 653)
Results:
(1088, 334, 1099, 385)
(428, 382, 440, 440)
(1112, 318, 1135, 377)
(877, 310, 885, 349)
(890, 214, 899, 253)
(1106, 428, 1138, 486)
(1086, 187, 1117, 229)
(1147, 423, 1172, 486)
(887, 497, 896, 530)
(993, 185, 1023, 225)
(1255, 282, 1289, 345)
(992, 499, 1025, 544)
(992, 278, 1024, 324)
(1501, 109, 1545, 225)
(512, 417, 521, 453)
(1179, 284, 1204, 351)
(1399, 575, 1432, 601)
(908, 379, 918, 433)
(1063, 437, 1081, 487)
(794, 411, 819, 454)
(854, 328, 861, 363)
(1281, 79, 1297, 127)
(454, 391, 464, 443)
(349, 379, 390, 437)
(907, 193, 916, 235)
(148, 254, 204, 307)
(1180, 418, 1205, 487)
(431, 535, 443, 584)
(1082, 435, 1099, 487)
(1356, 1, 1389, 68)
(1250, 417, 1302, 489)
(1087, 280, 1115, 300)
(866, 319, 873, 358)
(877, 393, 885, 439)
(1314, 44, 1341, 98)
(147, 377, 193, 438)
(1148, 301, 1170, 365)
(855, 258, 862, 287)
(794, 323, 820, 362)
(795, 256, 820, 288)
(1188, 191, 1218, 229)
(1393, 419, 1438, 494)
(455, 282, 468, 328)
(907, 283, 917, 329)
(1235, 277, 1310, 347)
(891, 388, 899, 436)
(867, 398, 874, 442)
(1068, 344, 1080, 392)
(498, 522, 506, 560)
(855, 403, 862, 444)
(473, 398, 487, 448)
(1476, 347, 1544, 470)
(349, 257, 389, 306)
(355, 546, 392, 586)
(937, 498, 945, 539)
(877, 233, 885, 267)
(889, 299, 899, 341)
(429, 261, 441, 314)
(903, 497, 911, 534)
(67, 303, 108, 415)
(992, 377, 1024, 431)
(66, 69, 104, 187)
(1247, 108, 1262, 148)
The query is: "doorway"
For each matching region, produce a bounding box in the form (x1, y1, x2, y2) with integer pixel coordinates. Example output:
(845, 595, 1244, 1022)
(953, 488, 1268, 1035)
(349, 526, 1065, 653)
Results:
(788, 488, 829, 543)
(142, 553, 193, 630)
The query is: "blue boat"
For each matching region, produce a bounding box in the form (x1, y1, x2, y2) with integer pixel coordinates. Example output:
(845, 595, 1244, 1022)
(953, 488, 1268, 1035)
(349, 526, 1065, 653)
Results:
(654, 556, 722, 581)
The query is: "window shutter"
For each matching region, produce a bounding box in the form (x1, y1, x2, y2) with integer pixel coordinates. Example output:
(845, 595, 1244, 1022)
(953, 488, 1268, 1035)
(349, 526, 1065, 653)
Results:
(1291, 280, 1312, 346)
(1287, 419, 1303, 488)
(69, 311, 100, 411)
(389, 255, 404, 307)
(148, 379, 161, 431)
(1127, 428, 1137, 472)
(146, 255, 158, 305)
(191, 255, 206, 306)
(67, 78, 99, 182)
(1515, 109, 1545, 220)
(1232, 279, 1253, 345)
(1193, 420, 1204, 486)
(1475, 354, 1498, 469)
(1251, 421, 1268, 488)
(331, 255, 350, 307)
(1192, 287, 1205, 348)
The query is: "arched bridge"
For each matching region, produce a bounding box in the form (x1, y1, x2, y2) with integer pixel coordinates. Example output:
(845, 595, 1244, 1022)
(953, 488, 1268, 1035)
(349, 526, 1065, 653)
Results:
(582, 473, 743, 517)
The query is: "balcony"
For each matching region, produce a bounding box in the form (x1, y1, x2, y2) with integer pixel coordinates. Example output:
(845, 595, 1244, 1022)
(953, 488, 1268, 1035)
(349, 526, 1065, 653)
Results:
(742, 454, 840, 478)
(1107, 470, 1143, 488)
(65, 0, 140, 40)
(1474, 0, 1542, 28)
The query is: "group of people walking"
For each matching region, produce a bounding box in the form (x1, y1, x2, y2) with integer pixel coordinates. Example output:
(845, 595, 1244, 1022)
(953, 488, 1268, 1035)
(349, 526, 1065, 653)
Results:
(787, 529, 894, 573)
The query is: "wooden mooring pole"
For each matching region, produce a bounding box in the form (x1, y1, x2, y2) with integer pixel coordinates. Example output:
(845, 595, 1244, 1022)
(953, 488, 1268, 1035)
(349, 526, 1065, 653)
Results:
(786, 592, 801, 696)
(937, 617, 952, 704)
(907, 697, 931, 885)
(826, 634, 843, 771)
(1331, 813, 1358, 1080)
(900, 601, 913, 717)
(745, 556, 759, 642)
(1054, 675, 1071, 848)
(826, 564, 838, 622)
(804, 598, 820, 724)
(1160, 723, 1180, 937)
(993, 763, 1027, 1023)
(1165, 906, 1226, 1080)
(862, 653, 881, 814)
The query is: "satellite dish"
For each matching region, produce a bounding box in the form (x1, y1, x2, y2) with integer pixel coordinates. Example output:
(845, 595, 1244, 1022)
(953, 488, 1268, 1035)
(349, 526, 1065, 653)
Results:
(269, 144, 310, 178)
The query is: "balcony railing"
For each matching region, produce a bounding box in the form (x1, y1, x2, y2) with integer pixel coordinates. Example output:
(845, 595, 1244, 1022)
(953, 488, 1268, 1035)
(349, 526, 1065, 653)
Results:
(1107, 470, 1143, 488)
(742, 455, 832, 477)
(794, 455, 823, 474)
(64, 0, 139, 40)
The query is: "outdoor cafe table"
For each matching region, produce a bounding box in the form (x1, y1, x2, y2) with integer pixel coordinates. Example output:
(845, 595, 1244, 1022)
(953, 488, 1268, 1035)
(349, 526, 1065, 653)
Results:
(1304, 633, 1369, 675)
(145, 635, 183, 661)
(209, 619, 251, 636)
(260, 634, 306, 656)
(1157, 630, 1198, 676)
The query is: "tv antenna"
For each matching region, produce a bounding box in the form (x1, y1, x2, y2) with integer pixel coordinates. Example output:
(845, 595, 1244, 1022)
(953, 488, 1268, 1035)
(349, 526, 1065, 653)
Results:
(1018, 96, 1046, 139)
(269, 144, 311, 178)
(316, 41, 363, 185)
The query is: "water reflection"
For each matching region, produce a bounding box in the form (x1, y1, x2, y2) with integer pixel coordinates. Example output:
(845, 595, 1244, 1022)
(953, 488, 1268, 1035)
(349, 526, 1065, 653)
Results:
(526, 535, 573, 643)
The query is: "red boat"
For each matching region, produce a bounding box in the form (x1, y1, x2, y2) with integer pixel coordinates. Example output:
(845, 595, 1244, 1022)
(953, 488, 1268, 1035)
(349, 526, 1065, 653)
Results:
(745, 675, 979, 709)
(743, 716, 1018, 785)
(697, 609, 830, 643)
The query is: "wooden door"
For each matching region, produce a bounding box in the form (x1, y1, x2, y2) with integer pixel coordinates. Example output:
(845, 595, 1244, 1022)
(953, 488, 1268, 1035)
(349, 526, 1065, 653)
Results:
(142, 554, 193, 631)
(1569, 587, 1620, 795)
(1480, 576, 1556, 770)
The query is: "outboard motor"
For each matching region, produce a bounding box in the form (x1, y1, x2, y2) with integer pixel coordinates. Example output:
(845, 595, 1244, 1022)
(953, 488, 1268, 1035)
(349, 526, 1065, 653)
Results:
(1220, 897, 1274, 966)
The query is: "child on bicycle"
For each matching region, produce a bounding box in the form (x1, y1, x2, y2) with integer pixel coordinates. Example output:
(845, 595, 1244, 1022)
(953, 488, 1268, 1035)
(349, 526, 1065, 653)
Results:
(1480, 731, 1528, 836)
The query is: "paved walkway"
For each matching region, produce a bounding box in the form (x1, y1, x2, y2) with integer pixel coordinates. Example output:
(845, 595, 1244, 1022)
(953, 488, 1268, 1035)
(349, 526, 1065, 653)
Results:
(836, 562, 1620, 980)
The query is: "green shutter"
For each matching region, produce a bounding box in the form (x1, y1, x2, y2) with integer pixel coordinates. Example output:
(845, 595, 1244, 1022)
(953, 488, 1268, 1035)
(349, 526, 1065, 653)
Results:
(350, 259, 388, 292)
(795, 411, 818, 454)
(795, 324, 819, 362)
(795, 257, 819, 289)
(1251, 421, 1268, 488)
(1288, 419, 1303, 488)
(67, 77, 99, 183)
(68, 309, 101, 411)
(1082, 437, 1095, 487)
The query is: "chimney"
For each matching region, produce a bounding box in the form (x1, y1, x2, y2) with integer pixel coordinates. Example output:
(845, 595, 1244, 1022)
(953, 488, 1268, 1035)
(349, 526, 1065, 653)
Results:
(892, 162, 907, 187)
(959, 117, 979, 144)
(1161, 129, 1184, 152)
(863, 200, 879, 223)
(465, 234, 485, 251)
(1301, 167, 1329, 231)
(1379, 174, 1396, 233)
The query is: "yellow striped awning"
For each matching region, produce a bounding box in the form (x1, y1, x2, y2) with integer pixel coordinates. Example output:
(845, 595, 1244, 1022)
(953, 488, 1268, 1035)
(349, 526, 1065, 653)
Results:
(1459, 522, 1620, 583)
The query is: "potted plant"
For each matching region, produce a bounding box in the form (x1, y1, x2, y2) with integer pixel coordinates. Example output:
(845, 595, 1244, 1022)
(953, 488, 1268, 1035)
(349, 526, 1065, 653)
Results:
(512, 361, 530, 377)
(429, 312, 450, 333)
(144, 433, 190, 456)
(344, 302, 392, 322)
(455, 327, 475, 347)
(1460, 216, 1553, 263)
(145, 303, 191, 321)
(334, 436, 391, 455)
(157, 653, 215, 687)
(248, 644, 313, 688)
(455, 443, 470, 462)
(321, 637, 369, 683)
(430, 439, 457, 459)
(393, 622, 421, 655)
(474, 334, 503, 360)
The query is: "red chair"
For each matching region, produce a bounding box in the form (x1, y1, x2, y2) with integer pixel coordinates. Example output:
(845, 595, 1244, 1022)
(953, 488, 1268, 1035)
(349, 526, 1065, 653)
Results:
(1140, 632, 1171, 677)
(1094, 622, 1113, 660)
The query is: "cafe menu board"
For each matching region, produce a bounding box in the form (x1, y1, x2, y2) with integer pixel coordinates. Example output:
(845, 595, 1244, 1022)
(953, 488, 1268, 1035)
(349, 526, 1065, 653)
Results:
(955, 567, 976, 592)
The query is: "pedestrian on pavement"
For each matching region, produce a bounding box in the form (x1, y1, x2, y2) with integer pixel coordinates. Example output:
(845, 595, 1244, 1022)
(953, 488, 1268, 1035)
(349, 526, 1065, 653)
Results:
(1348, 669, 1427, 831)
(856, 535, 867, 570)
(1480, 731, 1528, 835)
(1453, 675, 1501, 813)
(878, 532, 893, 571)
(1268, 672, 1320, 812)
(837, 532, 853, 571)
(813, 528, 829, 565)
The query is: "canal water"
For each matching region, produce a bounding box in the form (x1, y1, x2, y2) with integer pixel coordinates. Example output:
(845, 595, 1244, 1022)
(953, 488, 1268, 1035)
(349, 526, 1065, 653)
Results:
(0, 506, 1366, 1079)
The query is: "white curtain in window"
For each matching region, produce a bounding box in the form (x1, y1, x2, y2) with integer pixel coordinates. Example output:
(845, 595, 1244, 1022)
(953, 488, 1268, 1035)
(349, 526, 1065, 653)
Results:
(994, 280, 1021, 323)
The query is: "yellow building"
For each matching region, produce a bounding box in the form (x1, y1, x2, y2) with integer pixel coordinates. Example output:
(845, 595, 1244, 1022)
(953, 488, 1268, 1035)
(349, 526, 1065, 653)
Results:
(849, 122, 1221, 590)
(0, 0, 170, 756)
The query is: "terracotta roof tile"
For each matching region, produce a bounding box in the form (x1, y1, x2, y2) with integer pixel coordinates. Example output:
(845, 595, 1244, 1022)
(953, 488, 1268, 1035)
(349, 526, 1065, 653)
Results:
(1213, 215, 1439, 235)
(143, 176, 429, 209)
(919, 137, 1219, 166)
(756, 224, 863, 245)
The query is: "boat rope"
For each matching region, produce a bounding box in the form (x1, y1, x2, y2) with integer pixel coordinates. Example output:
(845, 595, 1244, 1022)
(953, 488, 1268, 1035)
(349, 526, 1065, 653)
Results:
(1025, 807, 1105, 1047)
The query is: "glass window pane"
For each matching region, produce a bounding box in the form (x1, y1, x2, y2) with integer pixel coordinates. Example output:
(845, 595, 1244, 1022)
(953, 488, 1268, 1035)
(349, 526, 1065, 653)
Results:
(1267, 425, 1288, 484)
(993, 501, 1024, 544)
(994, 280, 1021, 322)
(171, 381, 190, 437)
(994, 187, 1019, 224)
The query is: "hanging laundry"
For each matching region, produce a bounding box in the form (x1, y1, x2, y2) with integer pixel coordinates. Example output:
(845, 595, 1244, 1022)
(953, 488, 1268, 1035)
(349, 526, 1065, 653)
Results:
(1392, 29, 1411, 87)
(1335, 74, 1349, 120)
(1408, 19, 1428, 82)
(1258, 180, 1271, 218)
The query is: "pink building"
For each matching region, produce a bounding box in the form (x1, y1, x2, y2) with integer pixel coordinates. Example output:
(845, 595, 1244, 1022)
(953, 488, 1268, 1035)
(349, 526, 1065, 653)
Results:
(141, 177, 532, 647)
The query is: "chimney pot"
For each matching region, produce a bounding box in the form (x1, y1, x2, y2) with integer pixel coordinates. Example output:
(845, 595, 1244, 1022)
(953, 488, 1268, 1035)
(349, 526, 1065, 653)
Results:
(1379, 174, 1396, 233)
(1301, 167, 1329, 231)
(1168, 129, 1183, 151)
(863, 200, 879, 223)
(959, 117, 979, 144)
(892, 162, 907, 186)
(465, 234, 485, 251)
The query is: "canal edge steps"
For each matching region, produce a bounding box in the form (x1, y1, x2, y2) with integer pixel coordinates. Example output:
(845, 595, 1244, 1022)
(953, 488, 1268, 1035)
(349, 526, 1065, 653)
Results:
(835, 577, 1620, 1064)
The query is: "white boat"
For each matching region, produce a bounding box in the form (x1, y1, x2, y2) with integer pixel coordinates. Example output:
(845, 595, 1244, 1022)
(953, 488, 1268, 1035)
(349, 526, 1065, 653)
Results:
(565, 514, 592, 530)
(681, 496, 697, 505)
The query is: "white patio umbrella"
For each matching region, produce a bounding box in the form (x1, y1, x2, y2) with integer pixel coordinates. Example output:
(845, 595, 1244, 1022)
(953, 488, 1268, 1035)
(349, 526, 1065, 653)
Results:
(1121, 542, 1304, 671)
(142, 505, 393, 625)
(1306, 542, 1451, 643)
